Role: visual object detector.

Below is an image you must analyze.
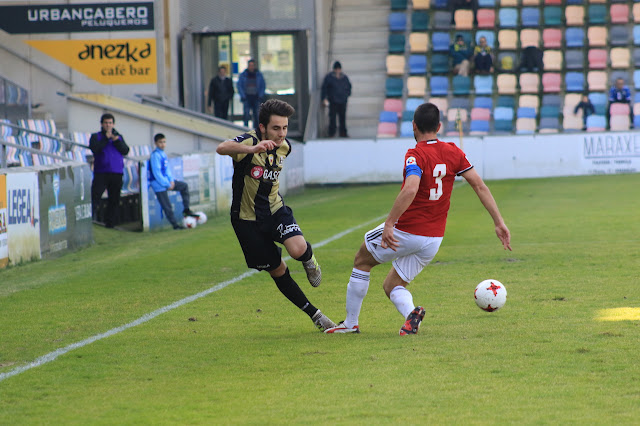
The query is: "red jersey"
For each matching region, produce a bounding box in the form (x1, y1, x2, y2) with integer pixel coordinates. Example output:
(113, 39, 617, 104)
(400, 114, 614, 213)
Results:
(394, 139, 473, 237)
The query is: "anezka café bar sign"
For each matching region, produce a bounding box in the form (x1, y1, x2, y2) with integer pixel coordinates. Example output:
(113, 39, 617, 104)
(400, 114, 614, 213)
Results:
(0, 2, 153, 33)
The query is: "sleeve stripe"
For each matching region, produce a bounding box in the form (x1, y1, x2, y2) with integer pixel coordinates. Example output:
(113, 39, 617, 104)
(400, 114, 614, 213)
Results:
(456, 165, 474, 176)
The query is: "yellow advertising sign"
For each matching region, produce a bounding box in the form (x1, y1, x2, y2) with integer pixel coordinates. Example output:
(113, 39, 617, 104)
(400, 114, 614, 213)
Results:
(0, 174, 8, 269)
(25, 38, 157, 84)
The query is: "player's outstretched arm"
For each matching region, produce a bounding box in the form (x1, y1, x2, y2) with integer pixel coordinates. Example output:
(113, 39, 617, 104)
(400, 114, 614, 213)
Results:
(216, 139, 275, 156)
(461, 168, 512, 251)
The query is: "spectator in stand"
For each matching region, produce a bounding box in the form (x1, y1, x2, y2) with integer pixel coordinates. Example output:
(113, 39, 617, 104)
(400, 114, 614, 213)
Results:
(574, 95, 595, 130)
(517, 46, 544, 73)
(321, 61, 352, 138)
(449, 34, 472, 77)
(473, 36, 494, 75)
(237, 59, 266, 129)
(207, 65, 234, 120)
(89, 113, 130, 229)
(608, 78, 633, 127)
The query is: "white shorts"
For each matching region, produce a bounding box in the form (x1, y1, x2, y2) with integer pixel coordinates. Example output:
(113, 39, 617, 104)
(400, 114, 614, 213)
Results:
(364, 223, 443, 283)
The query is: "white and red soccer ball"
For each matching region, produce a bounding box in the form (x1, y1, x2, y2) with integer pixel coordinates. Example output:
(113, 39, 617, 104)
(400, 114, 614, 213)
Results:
(474, 279, 507, 312)
(183, 216, 198, 229)
(194, 211, 207, 225)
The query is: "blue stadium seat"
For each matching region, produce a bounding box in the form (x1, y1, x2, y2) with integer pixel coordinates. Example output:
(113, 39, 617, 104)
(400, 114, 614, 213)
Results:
(566, 0, 583, 4)
(539, 117, 560, 132)
(478, 0, 496, 6)
(430, 76, 449, 96)
(474, 76, 493, 95)
(379, 111, 398, 123)
(430, 54, 449, 73)
(543, 7, 562, 26)
(610, 26, 630, 47)
(540, 105, 559, 118)
(432, 32, 450, 52)
(432, 0, 448, 8)
(565, 72, 585, 92)
(402, 110, 414, 121)
(586, 115, 606, 130)
(521, 8, 540, 27)
(412, 11, 430, 31)
(389, 12, 407, 31)
(634, 26, 640, 45)
(408, 55, 427, 74)
(452, 75, 471, 95)
(499, 8, 518, 28)
(566, 28, 584, 48)
(475, 31, 495, 48)
(634, 70, 640, 89)
(565, 50, 584, 69)
(494, 107, 514, 121)
(517, 107, 537, 119)
(497, 96, 515, 108)
(587, 5, 607, 25)
(470, 120, 490, 133)
(474, 97, 493, 109)
(388, 34, 405, 53)
(541, 94, 561, 107)
(450, 97, 471, 109)
(589, 93, 608, 109)
(433, 11, 452, 30)
(385, 77, 404, 97)
(634, 115, 640, 129)
(494, 119, 514, 132)
(400, 121, 413, 137)
(391, 0, 408, 10)
(406, 98, 423, 112)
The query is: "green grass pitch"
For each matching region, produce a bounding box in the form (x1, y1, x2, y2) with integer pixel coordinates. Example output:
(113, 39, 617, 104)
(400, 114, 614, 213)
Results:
(1, 174, 639, 424)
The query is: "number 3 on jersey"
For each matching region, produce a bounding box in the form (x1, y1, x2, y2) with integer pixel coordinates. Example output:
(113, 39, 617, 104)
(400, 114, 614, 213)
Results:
(429, 164, 446, 200)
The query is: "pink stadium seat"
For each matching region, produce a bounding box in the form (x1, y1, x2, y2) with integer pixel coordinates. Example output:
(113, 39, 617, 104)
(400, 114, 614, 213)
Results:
(520, 29, 540, 48)
(610, 103, 631, 116)
(542, 73, 561, 93)
(588, 0, 605, 4)
(428, 97, 449, 114)
(497, 74, 517, 94)
(519, 73, 540, 94)
(471, 107, 491, 121)
(587, 27, 607, 47)
(610, 115, 630, 131)
(377, 122, 397, 137)
(565, 6, 584, 26)
(587, 71, 607, 91)
(543, 29, 562, 49)
(383, 98, 403, 117)
(634, 3, 640, 24)
(610, 4, 629, 25)
(544, 0, 561, 4)
(447, 108, 468, 122)
(634, 104, 640, 117)
(587, 49, 608, 69)
(454, 10, 474, 29)
(477, 9, 495, 28)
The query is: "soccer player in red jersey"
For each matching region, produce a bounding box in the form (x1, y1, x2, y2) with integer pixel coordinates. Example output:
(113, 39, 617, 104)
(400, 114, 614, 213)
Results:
(325, 102, 511, 336)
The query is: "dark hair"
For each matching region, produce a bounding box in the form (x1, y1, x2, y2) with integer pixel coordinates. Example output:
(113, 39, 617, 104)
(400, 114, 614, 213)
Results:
(218, 65, 227, 71)
(248, 59, 256, 65)
(333, 61, 342, 70)
(413, 103, 440, 134)
(100, 113, 115, 123)
(259, 99, 295, 128)
(154, 133, 166, 143)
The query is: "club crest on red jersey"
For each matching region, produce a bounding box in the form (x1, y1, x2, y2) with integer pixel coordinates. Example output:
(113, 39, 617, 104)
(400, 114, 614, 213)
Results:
(406, 156, 417, 166)
(251, 166, 264, 179)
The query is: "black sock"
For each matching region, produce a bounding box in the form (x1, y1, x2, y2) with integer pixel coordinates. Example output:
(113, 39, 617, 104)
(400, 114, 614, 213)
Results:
(272, 268, 317, 317)
(294, 242, 313, 263)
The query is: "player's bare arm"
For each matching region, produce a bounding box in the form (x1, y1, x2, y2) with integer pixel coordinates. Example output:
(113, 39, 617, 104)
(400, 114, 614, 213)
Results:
(461, 168, 512, 251)
(215, 139, 275, 156)
(381, 175, 421, 251)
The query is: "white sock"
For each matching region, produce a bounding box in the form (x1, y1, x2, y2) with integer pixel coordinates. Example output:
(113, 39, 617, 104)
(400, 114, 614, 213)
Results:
(344, 268, 370, 328)
(389, 286, 415, 319)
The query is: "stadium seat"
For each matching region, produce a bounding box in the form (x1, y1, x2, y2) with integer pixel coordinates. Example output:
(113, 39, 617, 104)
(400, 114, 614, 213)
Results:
(432, 11, 450, 29)
(470, 120, 490, 135)
(494, 117, 514, 132)
(498, 29, 518, 50)
(542, 73, 561, 93)
(454, 10, 474, 29)
(586, 115, 606, 131)
(501, 0, 517, 6)
(477, 9, 495, 28)
(634, 26, 640, 46)
(474, 75, 493, 95)
(565, 50, 584, 70)
(610, 115, 631, 131)
(587, 27, 607, 47)
(475, 31, 495, 48)
(587, 49, 607, 69)
(430, 54, 449, 73)
(543, 50, 563, 71)
(538, 117, 560, 133)
(543, 7, 562, 26)
(478, 0, 496, 6)
(633, 48, 640, 67)
(610, 26, 630, 47)
(610, 4, 629, 24)
(610, 70, 629, 84)
(386, 55, 405, 75)
(447, 107, 469, 123)
(445, 120, 468, 136)
(389, 13, 407, 31)
(391, 0, 408, 10)
(499, 8, 518, 28)
(566, 0, 583, 4)
(432, 32, 450, 52)
(520, 29, 540, 48)
(432, 0, 448, 8)
(540, 105, 560, 118)
(497, 74, 517, 94)
(428, 97, 449, 115)
(565, 73, 585, 92)
(587, 5, 607, 24)
(541, 94, 561, 107)
(407, 76, 427, 96)
(388, 34, 406, 53)
(497, 52, 516, 72)
(611, 48, 630, 69)
(520, 95, 540, 110)
(517, 107, 537, 118)
(515, 118, 536, 134)
(429, 76, 448, 96)
(377, 122, 398, 137)
(379, 110, 398, 123)
(408, 55, 427, 74)
(452, 75, 471, 96)
(412, 11, 430, 31)
(521, 8, 540, 27)
(405, 98, 423, 112)
(544, 0, 561, 4)
(543, 29, 562, 49)
(471, 107, 491, 121)
(634, 3, 640, 23)
(587, 71, 607, 91)
(565, 28, 584, 48)
(413, 0, 430, 9)
(450, 97, 471, 109)
(565, 6, 585, 26)
(497, 96, 516, 109)
(494, 106, 514, 121)
(633, 70, 640, 89)
(400, 121, 414, 137)
(610, 103, 631, 116)
(385, 77, 404, 97)
(384, 98, 403, 116)
(474, 97, 493, 109)
(409, 33, 428, 53)
(519, 73, 540, 94)
(589, 93, 608, 112)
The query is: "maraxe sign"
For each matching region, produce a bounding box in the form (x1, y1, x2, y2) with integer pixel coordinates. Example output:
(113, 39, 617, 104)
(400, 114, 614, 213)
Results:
(0, 2, 154, 33)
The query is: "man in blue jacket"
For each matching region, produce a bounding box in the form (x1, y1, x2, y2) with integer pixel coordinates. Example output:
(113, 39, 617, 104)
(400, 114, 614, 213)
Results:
(148, 133, 195, 229)
(321, 61, 352, 138)
(89, 113, 130, 228)
(237, 59, 266, 128)
(608, 77, 633, 128)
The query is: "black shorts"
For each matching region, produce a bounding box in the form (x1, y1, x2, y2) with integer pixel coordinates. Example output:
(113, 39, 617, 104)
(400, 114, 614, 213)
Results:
(231, 206, 303, 271)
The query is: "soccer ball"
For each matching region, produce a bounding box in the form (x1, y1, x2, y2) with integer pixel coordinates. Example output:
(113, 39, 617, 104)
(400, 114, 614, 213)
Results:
(183, 216, 198, 229)
(474, 279, 507, 312)
(195, 211, 207, 225)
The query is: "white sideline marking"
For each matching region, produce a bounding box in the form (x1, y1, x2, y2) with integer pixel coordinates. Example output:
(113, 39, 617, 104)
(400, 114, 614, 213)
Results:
(0, 214, 386, 383)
